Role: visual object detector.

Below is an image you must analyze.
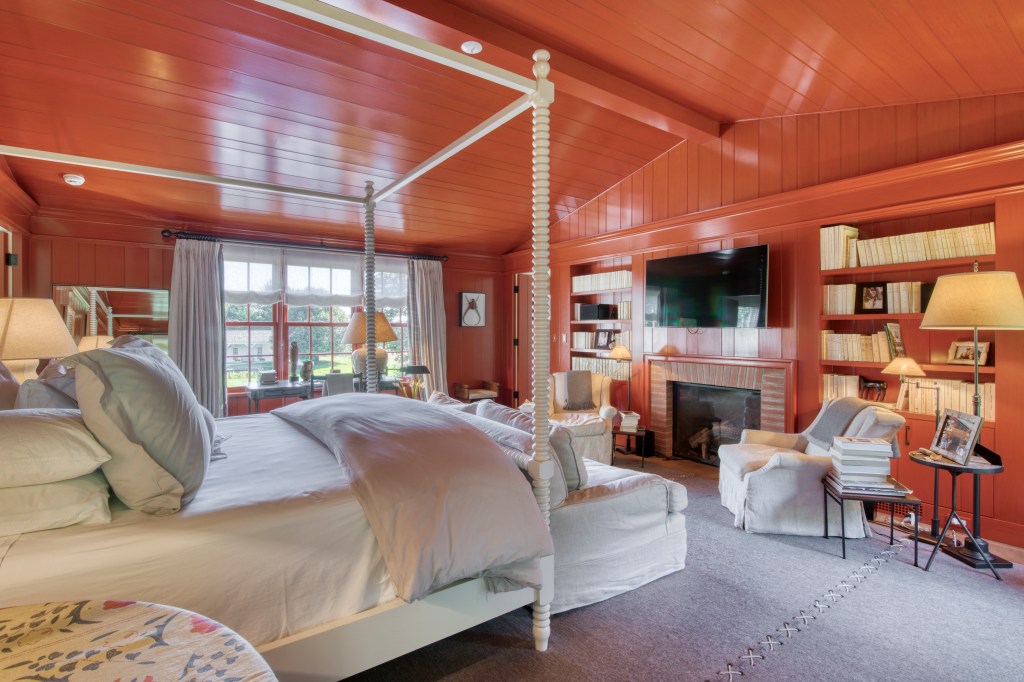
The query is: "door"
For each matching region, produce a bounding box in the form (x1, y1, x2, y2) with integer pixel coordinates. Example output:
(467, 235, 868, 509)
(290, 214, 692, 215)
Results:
(514, 272, 533, 406)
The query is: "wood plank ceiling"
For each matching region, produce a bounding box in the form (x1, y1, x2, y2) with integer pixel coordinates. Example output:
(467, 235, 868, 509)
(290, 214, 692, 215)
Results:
(2, 0, 1024, 256)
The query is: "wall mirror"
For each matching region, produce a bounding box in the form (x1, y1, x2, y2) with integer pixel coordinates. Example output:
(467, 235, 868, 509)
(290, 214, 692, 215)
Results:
(53, 286, 170, 352)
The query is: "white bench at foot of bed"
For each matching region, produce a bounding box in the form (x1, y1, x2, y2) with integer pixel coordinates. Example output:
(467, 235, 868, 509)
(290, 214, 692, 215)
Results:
(259, 555, 554, 681)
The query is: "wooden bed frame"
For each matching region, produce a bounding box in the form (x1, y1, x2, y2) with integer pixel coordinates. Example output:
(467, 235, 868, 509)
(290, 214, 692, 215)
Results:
(240, 2, 557, 679)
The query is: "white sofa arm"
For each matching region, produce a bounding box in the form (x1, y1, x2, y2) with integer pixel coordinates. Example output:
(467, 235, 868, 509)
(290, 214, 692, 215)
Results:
(739, 429, 807, 451)
(755, 450, 832, 477)
(598, 405, 617, 421)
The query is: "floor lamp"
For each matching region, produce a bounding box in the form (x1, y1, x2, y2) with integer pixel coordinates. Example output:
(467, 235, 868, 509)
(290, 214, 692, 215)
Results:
(609, 344, 632, 411)
(882, 356, 941, 543)
(919, 261, 1024, 568)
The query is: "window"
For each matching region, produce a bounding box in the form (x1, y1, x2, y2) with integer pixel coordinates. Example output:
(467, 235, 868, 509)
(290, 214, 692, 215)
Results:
(222, 245, 411, 389)
(225, 303, 276, 387)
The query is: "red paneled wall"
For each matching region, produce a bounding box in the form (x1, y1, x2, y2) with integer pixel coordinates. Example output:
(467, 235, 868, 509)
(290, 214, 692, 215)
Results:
(547, 94, 1024, 244)
(0, 164, 35, 296)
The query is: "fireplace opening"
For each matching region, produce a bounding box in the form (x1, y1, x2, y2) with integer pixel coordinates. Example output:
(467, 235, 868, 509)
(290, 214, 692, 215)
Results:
(672, 382, 761, 466)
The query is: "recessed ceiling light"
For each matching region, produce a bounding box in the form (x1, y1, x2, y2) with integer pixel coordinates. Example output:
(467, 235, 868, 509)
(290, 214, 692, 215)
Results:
(460, 41, 482, 55)
(62, 173, 85, 186)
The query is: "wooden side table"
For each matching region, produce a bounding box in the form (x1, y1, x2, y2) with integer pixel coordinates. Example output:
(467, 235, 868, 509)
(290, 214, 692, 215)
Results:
(246, 379, 314, 413)
(612, 428, 653, 467)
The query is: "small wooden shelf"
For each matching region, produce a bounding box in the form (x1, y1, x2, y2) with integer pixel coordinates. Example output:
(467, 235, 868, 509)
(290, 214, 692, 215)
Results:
(570, 319, 631, 325)
(820, 254, 994, 279)
(820, 360, 995, 375)
(569, 287, 631, 297)
(821, 314, 924, 322)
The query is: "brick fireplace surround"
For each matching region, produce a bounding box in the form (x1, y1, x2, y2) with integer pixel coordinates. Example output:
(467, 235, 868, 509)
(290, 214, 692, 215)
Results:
(647, 356, 796, 460)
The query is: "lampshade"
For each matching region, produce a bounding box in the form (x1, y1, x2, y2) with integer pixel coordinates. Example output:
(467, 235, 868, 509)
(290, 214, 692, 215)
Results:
(77, 335, 115, 351)
(402, 365, 430, 375)
(920, 271, 1024, 329)
(609, 344, 632, 360)
(0, 298, 79, 360)
(881, 357, 926, 378)
(340, 311, 398, 345)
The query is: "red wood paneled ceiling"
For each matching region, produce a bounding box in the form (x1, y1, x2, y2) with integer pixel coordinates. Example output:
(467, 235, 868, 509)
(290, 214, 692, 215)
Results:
(2, 0, 1024, 256)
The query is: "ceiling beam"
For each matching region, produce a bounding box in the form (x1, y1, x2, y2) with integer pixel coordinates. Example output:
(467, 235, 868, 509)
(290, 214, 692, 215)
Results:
(372, 0, 721, 143)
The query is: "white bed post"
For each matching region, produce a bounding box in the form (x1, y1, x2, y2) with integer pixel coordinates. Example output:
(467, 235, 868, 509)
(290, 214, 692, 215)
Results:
(529, 49, 554, 653)
(363, 181, 379, 393)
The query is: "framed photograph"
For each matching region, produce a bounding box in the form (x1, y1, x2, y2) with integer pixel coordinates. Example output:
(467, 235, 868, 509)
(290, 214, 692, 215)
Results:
(929, 409, 984, 466)
(594, 330, 612, 349)
(459, 292, 485, 327)
(947, 341, 989, 365)
(854, 282, 888, 314)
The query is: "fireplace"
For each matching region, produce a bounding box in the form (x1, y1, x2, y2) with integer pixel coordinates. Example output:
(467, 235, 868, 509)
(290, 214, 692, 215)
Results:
(648, 356, 795, 461)
(672, 383, 761, 466)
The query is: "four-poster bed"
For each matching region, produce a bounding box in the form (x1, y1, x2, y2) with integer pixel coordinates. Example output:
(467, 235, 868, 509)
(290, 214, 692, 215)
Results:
(1, 2, 559, 680)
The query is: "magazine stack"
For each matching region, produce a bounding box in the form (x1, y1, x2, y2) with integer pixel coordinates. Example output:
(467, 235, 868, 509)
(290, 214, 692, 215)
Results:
(826, 436, 910, 497)
(618, 411, 641, 433)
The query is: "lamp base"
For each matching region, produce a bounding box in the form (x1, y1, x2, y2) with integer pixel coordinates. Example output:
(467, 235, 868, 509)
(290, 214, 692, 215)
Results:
(351, 347, 388, 376)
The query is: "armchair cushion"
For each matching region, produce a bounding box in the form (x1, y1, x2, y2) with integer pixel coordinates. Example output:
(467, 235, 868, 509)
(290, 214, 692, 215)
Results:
(738, 429, 807, 451)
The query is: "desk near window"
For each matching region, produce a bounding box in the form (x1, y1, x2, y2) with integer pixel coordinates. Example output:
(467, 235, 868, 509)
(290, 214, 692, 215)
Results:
(246, 376, 403, 413)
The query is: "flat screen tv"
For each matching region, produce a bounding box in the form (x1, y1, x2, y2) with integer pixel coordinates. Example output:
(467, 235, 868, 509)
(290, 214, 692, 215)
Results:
(645, 245, 769, 328)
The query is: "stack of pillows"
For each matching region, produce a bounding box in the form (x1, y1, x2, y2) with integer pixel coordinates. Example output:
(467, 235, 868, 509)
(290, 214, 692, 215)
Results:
(426, 391, 588, 508)
(0, 336, 214, 537)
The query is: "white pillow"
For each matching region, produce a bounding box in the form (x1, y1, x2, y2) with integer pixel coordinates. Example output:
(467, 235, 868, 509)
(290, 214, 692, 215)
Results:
(476, 401, 587, 490)
(71, 348, 211, 515)
(0, 409, 110, 488)
(0, 361, 19, 410)
(427, 391, 480, 413)
(14, 363, 78, 409)
(0, 472, 111, 536)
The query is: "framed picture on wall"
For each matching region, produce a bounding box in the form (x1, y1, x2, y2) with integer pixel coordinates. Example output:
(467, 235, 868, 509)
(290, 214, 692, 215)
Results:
(459, 292, 486, 327)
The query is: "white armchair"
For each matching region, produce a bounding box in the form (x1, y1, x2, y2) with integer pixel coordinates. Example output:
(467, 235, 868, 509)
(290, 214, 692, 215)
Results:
(718, 398, 905, 537)
(544, 371, 617, 464)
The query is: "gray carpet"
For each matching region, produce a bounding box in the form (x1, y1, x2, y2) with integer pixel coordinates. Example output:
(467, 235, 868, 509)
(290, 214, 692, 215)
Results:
(351, 456, 1023, 681)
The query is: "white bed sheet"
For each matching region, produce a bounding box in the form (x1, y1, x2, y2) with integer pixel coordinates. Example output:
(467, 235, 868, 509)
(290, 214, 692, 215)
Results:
(0, 413, 396, 647)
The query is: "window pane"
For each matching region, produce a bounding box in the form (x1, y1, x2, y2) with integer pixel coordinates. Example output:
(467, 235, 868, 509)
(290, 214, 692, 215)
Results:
(310, 305, 330, 322)
(224, 261, 248, 292)
(287, 305, 309, 322)
(311, 326, 331, 354)
(250, 304, 273, 322)
(287, 265, 310, 294)
(331, 306, 351, 323)
(225, 303, 249, 323)
(225, 327, 249, 355)
(332, 269, 354, 296)
(310, 267, 331, 295)
(332, 354, 353, 373)
(249, 263, 274, 293)
(288, 326, 310, 352)
(333, 326, 348, 350)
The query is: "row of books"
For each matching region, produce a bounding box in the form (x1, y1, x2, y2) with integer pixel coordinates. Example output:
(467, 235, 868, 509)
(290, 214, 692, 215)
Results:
(571, 270, 632, 293)
(571, 301, 631, 320)
(894, 378, 995, 421)
(854, 222, 995, 267)
(820, 222, 996, 271)
(821, 373, 861, 401)
(571, 355, 629, 380)
(820, 224, 859, 271)
(822, 281, 929, 315)
(570, 330, 631, 350)
(820, 330, 896, 363)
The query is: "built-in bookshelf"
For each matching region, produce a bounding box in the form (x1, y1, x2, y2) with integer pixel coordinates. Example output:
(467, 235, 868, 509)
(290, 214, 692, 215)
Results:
(819, 214, 998, 423)
(568, 263, 632, 364)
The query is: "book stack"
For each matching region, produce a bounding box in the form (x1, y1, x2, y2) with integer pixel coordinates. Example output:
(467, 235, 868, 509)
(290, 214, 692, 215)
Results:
(854, 222, 995, 267)
(826, 436, 910, 497)
(820, 224, 860, 270)
(618, 411, 641, 433)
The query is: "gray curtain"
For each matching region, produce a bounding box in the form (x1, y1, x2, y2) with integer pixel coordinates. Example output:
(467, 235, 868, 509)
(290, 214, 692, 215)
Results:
(408, 259, 447, 396)
(169, 240, 226, 416)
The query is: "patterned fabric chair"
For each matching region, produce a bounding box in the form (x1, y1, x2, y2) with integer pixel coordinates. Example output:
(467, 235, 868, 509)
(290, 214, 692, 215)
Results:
(718, 398, 905, 537)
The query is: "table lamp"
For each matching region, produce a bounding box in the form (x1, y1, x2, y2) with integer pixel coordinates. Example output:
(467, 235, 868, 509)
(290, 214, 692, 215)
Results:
(341, 311, 398, 378)
(0, 298, 79, 380)
(919, 263, 1024, 418)
(609, 344, 632, 410)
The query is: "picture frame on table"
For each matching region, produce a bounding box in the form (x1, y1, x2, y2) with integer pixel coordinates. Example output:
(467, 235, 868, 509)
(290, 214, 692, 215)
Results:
(854, 282, 888, 314)
(459, 292, 486, 327)
(947, 341, 989, 365)
(929, 409, 984, 466)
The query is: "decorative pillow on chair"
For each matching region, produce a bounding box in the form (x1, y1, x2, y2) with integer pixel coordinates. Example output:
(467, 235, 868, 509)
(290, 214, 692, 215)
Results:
(70, 348, 211, 515)
(0, 409, 110, 488)
(0, 472, 111, 536)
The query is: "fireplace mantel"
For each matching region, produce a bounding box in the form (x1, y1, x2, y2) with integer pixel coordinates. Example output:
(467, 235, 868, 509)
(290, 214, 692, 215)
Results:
(645, 355, 796, 460)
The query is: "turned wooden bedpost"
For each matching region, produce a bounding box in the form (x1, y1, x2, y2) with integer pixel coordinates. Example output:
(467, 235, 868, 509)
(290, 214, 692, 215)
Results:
(363, 180, 379, 393)
(530, 48, 554, 653)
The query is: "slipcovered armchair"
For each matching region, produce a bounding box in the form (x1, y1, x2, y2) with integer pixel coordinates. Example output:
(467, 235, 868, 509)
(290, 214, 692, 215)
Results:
(523, 370, 617, 464)
(718, 397, 905, 537)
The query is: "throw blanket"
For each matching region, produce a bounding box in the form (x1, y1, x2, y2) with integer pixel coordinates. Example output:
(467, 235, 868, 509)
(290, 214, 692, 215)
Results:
(806, 397, 870, 452)
(564, 370, 596, 410)
(273, 394, 553, 602)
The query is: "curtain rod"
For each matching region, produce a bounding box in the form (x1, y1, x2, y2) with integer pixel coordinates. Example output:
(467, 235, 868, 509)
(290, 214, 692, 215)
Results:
(161, 229, 447, 262)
